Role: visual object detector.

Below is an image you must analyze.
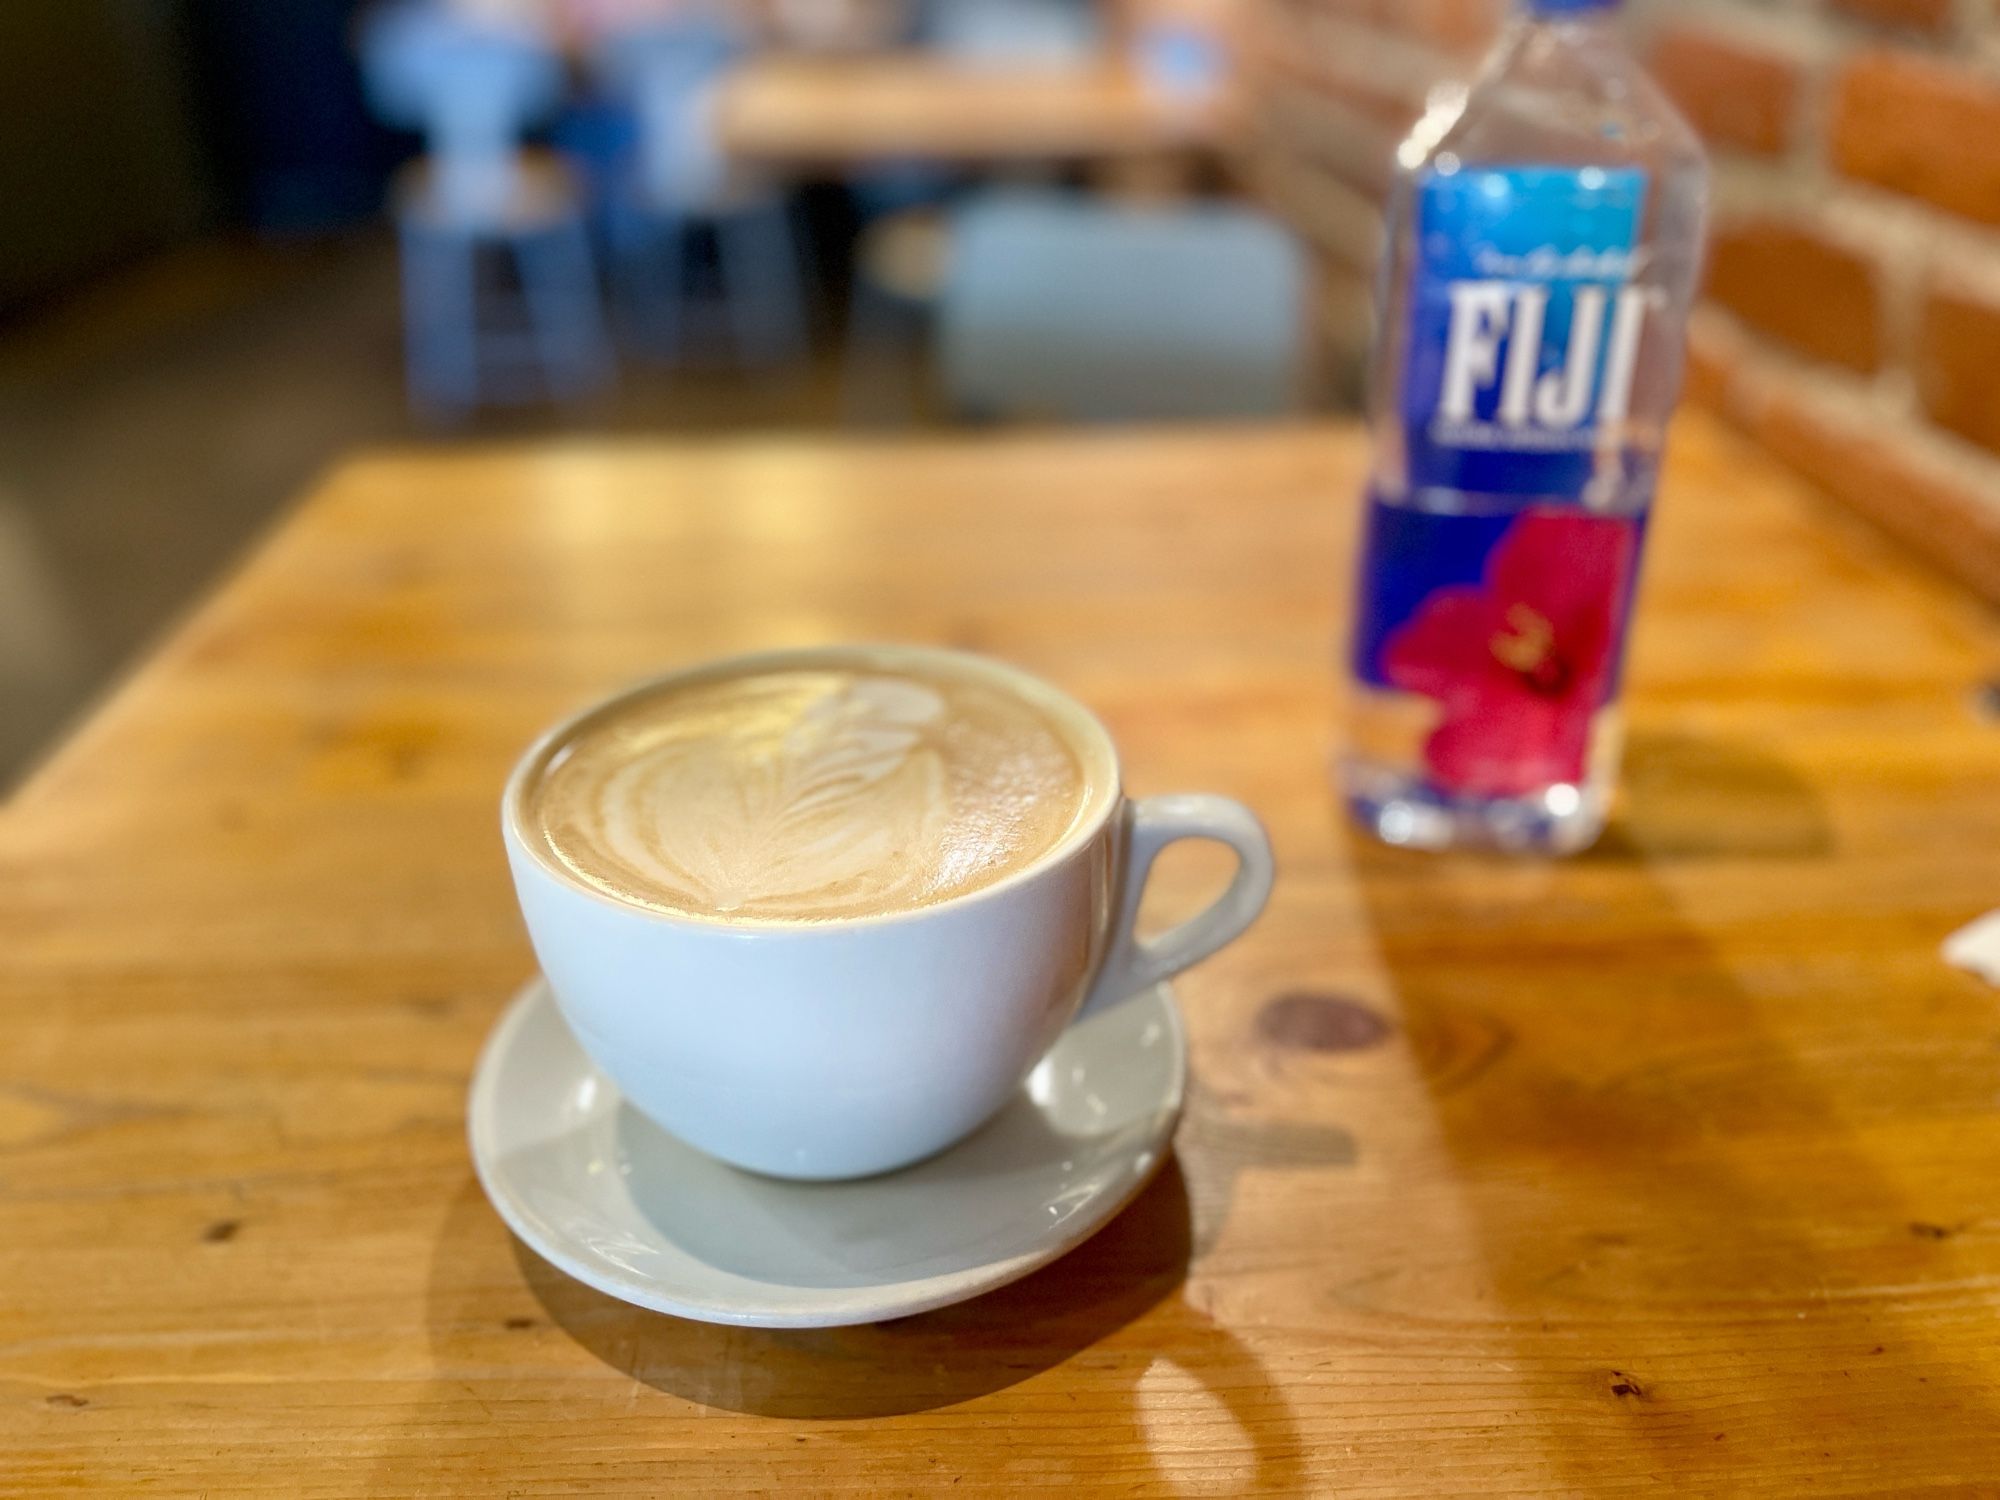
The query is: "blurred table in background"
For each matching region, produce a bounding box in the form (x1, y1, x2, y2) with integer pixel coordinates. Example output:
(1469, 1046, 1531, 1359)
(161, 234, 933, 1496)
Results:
(716, 54, 1235, 166)
(5, 415, 2000, 1491)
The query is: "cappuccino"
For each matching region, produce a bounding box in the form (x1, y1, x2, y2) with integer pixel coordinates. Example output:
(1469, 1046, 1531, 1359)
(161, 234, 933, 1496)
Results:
(524, 656, 1095, 922)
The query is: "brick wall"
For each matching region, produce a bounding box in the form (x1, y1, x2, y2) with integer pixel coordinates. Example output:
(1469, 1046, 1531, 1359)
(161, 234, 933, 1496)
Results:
(1246, 0, 2000, 601)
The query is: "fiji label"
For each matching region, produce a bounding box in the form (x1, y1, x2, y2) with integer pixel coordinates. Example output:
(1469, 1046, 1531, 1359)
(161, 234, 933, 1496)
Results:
(1350, 496, 1645, 797)
(1402, 165, 1652, 499)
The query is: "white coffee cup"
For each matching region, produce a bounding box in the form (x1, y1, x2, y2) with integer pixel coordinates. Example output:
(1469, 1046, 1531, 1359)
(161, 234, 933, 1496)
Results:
(501, 646, 1274, 1181)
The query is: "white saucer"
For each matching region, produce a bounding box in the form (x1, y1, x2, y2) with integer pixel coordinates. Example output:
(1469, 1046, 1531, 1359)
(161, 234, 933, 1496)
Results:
(468, 976, 1187, 1328)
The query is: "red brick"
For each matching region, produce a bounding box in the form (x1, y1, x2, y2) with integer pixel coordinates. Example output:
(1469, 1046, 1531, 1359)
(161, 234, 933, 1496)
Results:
(1310, 0, 1387, 22)
(1252, 43, 1425, 132)
(1680, 320, 1739, 413)
(1749, 388, 2000, 605)
(1336, 75, 1427, 133)
(1261, 81, 1403, 203)
(1829, 0, 1955, 34)
(1378, 0, 1505, 55)
(1248, 126, 1395, 261)
(1705, 222, 1884, 372)
(1648, 25, 1800, 156)
(1832, 51, 2000, 225)
(1692, 318, 2000, 604)
(1916, 281, 2000, 457)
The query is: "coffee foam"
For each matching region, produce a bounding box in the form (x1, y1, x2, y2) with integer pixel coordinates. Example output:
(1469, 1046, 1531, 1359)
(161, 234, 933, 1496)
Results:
(526, 664, 1094, 922)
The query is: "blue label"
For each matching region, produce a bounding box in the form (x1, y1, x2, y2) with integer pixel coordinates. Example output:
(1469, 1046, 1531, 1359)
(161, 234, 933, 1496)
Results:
(1350, 493, 1646, 796)
(1402, 165, 1650, 500)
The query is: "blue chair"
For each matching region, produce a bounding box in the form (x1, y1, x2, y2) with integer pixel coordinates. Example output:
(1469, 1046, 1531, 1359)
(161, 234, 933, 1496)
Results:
(591, 20, 807, 366)
(937, 192, 1310, 422)
(361, 3, 614, 418)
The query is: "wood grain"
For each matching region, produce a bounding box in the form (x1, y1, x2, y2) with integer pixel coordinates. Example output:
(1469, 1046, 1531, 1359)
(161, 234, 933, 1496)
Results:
(716, 55, 1233, 166)
(2, 417, 1999, 1494)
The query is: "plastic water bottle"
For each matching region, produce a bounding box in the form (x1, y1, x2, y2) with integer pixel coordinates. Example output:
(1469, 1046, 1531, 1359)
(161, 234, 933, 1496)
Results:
(1343, 0, 1709, 855)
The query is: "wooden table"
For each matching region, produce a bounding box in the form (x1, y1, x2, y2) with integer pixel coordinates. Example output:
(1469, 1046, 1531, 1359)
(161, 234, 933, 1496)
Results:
(716, 54, 1233, 166)
(5, 416, 1999, 1493)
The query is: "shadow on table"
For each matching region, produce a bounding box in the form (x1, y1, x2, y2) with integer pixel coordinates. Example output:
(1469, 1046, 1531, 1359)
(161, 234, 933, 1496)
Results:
(518, 1155, 1194, 1419)
(1175, 1075, 1360, 1260)
(1592, 730, 1835, 863)
(471, 1149, 1308, 1487)
(1352, 729, 2000, 1486)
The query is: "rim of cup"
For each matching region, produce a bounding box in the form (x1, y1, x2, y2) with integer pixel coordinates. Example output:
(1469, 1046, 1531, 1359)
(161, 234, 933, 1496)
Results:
(501, 643, 1127, 933)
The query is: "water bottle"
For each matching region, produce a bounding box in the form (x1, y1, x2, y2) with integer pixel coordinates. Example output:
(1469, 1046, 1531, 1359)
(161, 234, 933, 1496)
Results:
(1344, 0, 1709, 855)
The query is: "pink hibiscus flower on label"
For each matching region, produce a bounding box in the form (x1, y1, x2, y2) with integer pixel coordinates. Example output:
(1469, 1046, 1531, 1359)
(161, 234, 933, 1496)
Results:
(1383, 510, 1639, 798)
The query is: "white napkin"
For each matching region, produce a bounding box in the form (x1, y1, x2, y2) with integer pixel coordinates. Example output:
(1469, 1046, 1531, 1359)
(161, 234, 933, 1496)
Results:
(1943, 911, 2000, 986)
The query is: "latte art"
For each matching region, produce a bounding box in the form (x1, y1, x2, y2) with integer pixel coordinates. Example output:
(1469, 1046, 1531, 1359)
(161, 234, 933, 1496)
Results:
(527, 663, 1093, 922)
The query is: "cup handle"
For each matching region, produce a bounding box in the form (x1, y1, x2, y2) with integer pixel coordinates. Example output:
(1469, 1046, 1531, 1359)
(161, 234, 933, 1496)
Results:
(1077, 794, 1276, 1020)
